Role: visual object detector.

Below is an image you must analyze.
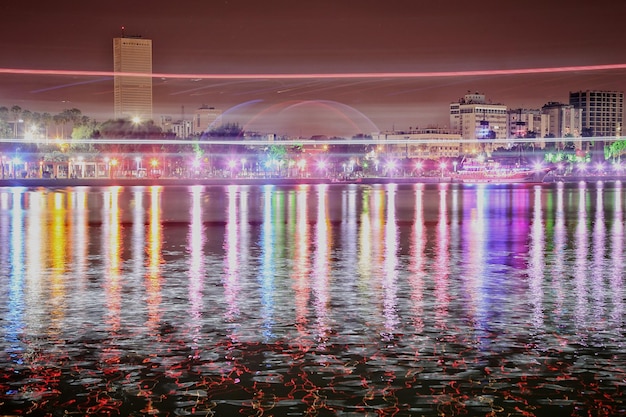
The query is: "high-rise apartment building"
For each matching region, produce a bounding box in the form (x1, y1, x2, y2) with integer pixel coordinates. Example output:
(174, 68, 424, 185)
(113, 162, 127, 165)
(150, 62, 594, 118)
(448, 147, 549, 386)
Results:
(113, 36, 153, 121)
(569, 90, 623, 160)
(569, 90, 623, 138)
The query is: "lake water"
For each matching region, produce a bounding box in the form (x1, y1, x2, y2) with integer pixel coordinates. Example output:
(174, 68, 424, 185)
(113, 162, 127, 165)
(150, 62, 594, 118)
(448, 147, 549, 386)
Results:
(0, 182, 625, 416)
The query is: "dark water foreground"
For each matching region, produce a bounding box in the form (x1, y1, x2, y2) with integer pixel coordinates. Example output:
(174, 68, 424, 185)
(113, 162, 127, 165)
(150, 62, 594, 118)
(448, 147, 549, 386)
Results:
(0, 182, 625, 416)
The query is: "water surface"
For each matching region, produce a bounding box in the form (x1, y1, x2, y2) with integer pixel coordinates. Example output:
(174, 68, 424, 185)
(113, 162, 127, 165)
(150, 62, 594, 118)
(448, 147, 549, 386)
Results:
(1, 182, 625, 415)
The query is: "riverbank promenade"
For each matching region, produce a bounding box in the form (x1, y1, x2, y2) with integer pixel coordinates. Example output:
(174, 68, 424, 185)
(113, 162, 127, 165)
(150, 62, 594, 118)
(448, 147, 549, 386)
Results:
(0, 173, 624, 188)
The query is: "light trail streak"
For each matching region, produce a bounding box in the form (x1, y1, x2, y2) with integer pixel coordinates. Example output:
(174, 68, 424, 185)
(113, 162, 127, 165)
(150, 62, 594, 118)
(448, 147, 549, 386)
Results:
(1, 63, 626, 80)
(0, 137, 623, 146)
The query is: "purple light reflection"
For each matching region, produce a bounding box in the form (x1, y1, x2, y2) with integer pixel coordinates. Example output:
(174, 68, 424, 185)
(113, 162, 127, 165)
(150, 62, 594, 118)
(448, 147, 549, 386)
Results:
(610, 186, 624, 325)
(528, 186, 545, 331)
(434, 184, 450, 328)
(409, 184, 425, 333)
(591, 184, 606, 324)
(574, 182, 589, 334)
(382, 184, 399, 337)
(223, 185, 240, 323)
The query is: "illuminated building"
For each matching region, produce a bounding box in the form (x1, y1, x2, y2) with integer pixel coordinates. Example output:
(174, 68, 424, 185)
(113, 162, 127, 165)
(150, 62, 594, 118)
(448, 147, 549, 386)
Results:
(113, 35, 153, 121)
(541, 102, 583, 149)
(570, 90, 624, 160)
(506, 109, 550, 149)
(569, 90, 623, 138)
(371, 128, 462, 159)
(449, 93, 508, 147)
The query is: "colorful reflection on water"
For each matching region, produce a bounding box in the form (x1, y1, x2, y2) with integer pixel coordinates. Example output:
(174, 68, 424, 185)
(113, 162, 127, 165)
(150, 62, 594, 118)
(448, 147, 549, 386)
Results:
(0, 182, 625, 415)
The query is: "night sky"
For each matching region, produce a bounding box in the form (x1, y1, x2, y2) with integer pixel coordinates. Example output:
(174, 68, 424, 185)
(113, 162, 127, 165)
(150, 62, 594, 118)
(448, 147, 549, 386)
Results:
(1, 0, 625, 136)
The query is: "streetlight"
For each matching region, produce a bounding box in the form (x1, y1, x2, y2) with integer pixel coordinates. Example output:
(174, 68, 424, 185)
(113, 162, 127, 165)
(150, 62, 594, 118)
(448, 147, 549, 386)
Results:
(414, 161, 423, 176)
(439, 161, 447, 178)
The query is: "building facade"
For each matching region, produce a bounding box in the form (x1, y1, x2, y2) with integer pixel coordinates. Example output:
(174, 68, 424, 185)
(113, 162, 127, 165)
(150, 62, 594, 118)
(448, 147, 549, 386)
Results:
(113, 36, 153, 121)
(371, 128, 463, 159)
(449, 92, 508, 141)
(569, 90, 623, 138)
(506, 109, 550, 149)
(193, 105, 222, 135)
(541, 102, 583, 150)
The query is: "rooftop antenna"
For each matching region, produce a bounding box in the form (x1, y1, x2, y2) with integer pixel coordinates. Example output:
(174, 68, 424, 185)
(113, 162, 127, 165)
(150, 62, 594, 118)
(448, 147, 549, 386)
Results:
(121, 26, 125, 38)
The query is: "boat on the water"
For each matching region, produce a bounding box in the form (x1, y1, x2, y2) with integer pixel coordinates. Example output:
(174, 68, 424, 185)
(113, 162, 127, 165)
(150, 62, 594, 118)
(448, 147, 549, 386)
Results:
(451, 158, 551, 184)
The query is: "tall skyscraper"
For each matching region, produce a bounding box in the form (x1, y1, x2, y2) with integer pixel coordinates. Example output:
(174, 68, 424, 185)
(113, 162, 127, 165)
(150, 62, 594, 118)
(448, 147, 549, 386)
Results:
(113, 35, 153, 121)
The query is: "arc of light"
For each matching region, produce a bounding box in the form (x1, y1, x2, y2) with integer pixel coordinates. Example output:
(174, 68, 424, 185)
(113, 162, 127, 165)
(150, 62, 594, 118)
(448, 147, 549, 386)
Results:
(2, 63, 626, 79)
(281, 100, 361, 133)
(241, 99, 380, 134)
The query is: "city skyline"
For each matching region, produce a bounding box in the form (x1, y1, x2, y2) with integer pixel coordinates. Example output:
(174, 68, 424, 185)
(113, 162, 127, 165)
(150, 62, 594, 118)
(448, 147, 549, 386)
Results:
(0, 0, 625, 136)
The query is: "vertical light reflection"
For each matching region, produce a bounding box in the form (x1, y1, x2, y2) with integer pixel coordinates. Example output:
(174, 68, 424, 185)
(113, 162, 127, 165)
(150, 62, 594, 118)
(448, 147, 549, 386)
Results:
(409, 184, 426, 333)
(313, 184, 331, 342)
(358, 189, 372, 281)
(103, 187, 122, 335)
(574, 182, 589, 333)
(71, 189, 89, 292)
(146, 186, 163, 334)
(0, 191, 9, 299)
(552, 183, 566, 321)
(5, 189, 25, 363)
(259, 185, 276, 340)
(48, 191, 66, 336)
(610, 186, 623, 325)
(591, 183, 605, 324)
(382, 183, 399, 337)
(293, 185, 311, 334)
(224, 185, 240, 322)
(434, 184, 450, 327)
(463, 185, 487, 331)
(528, 186, 545, 331)
(339, 185, 359, 333)
(131, 189, 145, 323)
(237, 187, 250, 314)
(25, 192, 44, 332)
(187, 186, 205, 348)
(371, 186, 385, 269)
